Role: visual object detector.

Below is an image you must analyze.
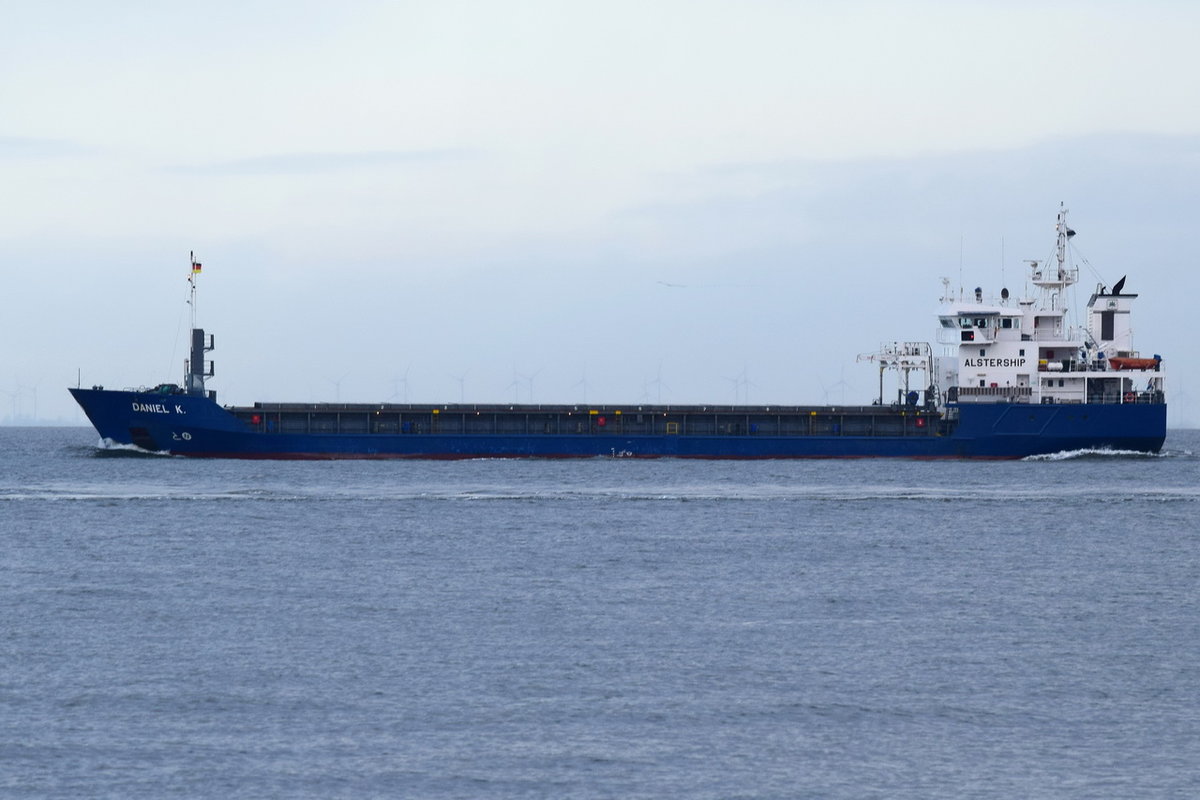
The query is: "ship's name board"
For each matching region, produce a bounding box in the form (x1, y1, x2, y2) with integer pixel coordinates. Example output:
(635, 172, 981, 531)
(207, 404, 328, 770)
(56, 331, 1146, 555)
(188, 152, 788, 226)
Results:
(963, 357, 1027, 368)
(132, 402, 186, 414)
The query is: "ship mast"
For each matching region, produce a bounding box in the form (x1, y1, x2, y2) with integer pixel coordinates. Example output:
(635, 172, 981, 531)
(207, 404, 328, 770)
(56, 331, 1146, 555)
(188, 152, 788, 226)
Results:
(1029, 203, 1079, 310)
(185, 253, 215, 398)
(189, 251, 199, 331)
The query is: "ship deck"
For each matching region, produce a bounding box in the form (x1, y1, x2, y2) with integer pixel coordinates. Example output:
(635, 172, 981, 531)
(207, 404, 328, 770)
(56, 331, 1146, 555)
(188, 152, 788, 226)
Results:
(228, 402, 947, 438)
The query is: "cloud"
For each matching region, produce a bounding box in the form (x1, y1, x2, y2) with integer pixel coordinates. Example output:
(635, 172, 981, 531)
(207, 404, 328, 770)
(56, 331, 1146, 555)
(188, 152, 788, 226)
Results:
(165, 147, 480, 175)
(0, 136, 94, 158)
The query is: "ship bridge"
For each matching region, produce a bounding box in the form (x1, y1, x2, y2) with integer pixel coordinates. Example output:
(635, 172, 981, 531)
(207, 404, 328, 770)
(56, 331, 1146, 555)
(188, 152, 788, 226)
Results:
(938, 303, 1024, 346)
(937, 206, 1164, 409)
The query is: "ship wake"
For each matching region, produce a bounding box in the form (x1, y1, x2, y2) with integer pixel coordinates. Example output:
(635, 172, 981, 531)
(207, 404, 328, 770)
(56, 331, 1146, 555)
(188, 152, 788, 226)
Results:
(1023, 447, 1167, 462)
(93, 438, 175, 457)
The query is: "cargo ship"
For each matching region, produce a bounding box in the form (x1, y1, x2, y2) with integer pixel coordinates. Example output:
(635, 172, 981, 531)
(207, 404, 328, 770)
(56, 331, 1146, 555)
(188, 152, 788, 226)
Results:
(70, 208, 1166, 459)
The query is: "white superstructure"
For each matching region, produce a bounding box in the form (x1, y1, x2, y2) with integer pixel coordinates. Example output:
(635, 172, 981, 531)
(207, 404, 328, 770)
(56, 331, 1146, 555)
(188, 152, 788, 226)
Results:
(936, 205, 1163, 408)
(865, 205, 1165, 410)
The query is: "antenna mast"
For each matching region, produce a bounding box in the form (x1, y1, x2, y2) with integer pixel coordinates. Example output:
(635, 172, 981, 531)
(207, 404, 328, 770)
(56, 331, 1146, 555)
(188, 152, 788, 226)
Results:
(185, 253, 214, 398)
(188, 251, 200, 329)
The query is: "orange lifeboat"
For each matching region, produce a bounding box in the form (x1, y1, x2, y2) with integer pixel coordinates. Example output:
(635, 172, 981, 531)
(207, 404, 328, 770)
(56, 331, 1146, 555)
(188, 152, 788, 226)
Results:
(1108, 357, 1160, 371)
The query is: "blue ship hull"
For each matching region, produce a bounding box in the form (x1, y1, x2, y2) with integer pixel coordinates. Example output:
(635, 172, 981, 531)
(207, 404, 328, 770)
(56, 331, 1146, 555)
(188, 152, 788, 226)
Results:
(69, 388, 1167, 459)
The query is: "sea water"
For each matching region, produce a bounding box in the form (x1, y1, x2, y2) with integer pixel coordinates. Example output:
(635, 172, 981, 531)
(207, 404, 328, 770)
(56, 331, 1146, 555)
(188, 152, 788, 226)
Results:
(2, 427, 1198, 799)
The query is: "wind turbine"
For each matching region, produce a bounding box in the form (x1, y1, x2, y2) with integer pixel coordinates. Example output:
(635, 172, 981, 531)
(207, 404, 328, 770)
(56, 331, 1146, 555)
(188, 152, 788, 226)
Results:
(724, 374, 741, 404)
(1169, 386, 1192, 428)
(1, 388, 18, 424)
(823, 367, 853, 405)
(645, 362, 671, 404)
(388, 365, 411, 403)
(506, 365, 521, 403)
(517, 367, 542, 403)
(724, 366, 757, 404)
(450, 370, 469, 403)
(574, 369, 591, 404)
(326, 372, 349, 403)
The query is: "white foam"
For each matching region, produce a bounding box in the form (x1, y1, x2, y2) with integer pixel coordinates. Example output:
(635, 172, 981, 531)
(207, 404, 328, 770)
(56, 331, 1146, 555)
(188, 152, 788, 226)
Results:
(1023, 447, 1166, 462)
(96, 438, 174, 457)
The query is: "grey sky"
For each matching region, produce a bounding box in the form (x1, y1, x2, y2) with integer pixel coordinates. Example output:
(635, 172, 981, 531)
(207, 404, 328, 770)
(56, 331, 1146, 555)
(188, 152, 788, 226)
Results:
(4, 1, 1199, 426)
